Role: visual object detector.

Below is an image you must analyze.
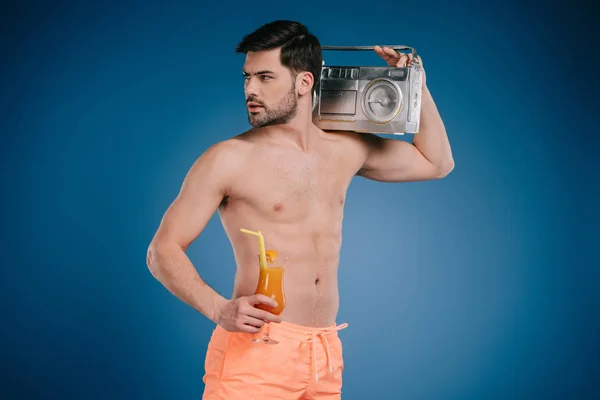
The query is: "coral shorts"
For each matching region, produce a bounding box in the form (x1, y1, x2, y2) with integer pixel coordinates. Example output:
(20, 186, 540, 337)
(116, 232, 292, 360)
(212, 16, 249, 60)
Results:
(202, 320, 348, 400)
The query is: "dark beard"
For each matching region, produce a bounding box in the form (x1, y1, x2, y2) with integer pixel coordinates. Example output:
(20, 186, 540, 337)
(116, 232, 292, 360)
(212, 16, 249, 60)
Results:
(247, 85, 298, 128)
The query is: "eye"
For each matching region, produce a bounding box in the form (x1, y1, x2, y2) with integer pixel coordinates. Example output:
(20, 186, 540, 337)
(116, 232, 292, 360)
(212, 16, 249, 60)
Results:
(260, 75, 272, 81)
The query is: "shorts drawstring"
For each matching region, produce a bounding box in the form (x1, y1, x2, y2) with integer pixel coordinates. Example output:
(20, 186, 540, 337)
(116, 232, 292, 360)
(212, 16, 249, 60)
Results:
(304, 323, 348, 382)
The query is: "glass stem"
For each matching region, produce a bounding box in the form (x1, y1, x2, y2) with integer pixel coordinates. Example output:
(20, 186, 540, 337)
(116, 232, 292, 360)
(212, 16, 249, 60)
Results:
(264, 322, 271, 339)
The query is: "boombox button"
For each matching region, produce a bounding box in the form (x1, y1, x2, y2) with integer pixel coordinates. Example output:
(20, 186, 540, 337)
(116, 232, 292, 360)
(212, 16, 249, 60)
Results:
(351, 69, 358, 79)
(340, 69, 351, 78)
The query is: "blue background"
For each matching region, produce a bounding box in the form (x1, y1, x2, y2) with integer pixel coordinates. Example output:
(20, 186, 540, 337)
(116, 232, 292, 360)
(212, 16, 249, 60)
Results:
(2, 0, 598, 399)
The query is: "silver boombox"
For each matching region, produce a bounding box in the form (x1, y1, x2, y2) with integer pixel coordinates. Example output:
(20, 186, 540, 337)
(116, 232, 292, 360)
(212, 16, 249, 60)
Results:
(312, 45, 423, 135)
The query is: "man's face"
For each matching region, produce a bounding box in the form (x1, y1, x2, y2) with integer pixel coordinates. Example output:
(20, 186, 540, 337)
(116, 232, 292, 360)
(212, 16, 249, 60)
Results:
(243, 48, 298, 128)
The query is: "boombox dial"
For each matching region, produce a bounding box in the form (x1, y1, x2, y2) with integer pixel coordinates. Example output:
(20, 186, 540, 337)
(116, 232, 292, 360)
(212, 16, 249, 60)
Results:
(362, 79, 402, 124)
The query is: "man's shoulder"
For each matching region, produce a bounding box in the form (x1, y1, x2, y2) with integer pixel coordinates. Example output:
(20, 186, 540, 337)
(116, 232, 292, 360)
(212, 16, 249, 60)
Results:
(322, 129, 375, 155)
(201, 133, 254, 162)
(187, 134, 255, 179)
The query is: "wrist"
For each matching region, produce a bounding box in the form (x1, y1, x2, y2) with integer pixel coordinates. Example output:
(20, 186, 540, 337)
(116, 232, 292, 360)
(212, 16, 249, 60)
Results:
(210, 295, 228, 324)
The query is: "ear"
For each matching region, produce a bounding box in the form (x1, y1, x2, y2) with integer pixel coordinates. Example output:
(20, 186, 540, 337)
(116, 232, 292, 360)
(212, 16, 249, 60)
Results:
(296, 72, 314, 96)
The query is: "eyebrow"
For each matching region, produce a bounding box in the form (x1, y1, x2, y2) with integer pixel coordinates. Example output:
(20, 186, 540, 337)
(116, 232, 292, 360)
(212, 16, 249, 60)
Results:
(242, 69, 277, 76)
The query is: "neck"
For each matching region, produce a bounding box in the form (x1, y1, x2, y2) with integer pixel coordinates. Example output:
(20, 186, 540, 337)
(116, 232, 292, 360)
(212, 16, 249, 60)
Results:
(261, 102, 317, 151)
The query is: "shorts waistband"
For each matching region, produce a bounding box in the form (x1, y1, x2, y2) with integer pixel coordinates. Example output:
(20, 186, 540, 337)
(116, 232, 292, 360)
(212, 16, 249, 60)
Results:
(265, 320, 348, 341)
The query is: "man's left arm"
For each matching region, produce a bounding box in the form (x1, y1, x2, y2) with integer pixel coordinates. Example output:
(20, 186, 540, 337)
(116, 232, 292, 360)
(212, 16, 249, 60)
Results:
(357, 46, 454, 183)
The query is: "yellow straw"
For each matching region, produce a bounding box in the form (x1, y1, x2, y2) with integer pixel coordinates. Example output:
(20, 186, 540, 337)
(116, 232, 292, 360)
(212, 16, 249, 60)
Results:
(240, 228, 267, 270)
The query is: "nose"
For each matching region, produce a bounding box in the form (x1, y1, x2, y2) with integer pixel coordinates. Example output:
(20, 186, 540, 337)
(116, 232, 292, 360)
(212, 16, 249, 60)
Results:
(244, 76, 259, 98)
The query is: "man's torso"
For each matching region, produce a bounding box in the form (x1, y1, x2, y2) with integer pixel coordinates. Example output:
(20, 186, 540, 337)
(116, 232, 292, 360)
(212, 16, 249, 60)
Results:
(216, 128, 368, 327)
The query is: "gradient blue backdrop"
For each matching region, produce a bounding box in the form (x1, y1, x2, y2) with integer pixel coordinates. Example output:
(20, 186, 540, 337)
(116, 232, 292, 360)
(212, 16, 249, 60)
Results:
(2, 1, 598, 399)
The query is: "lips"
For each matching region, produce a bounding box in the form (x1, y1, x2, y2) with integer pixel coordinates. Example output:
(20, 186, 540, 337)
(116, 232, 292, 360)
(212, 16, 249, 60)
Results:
(247, 102, 264, 112)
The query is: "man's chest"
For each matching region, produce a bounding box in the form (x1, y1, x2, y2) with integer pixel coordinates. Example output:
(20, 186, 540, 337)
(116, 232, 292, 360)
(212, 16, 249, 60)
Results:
(230, 153, 355, 222)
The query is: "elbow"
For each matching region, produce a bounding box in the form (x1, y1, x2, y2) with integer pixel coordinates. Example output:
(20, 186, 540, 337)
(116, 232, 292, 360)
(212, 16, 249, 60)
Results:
(146, 238, 185, 280)
(436, 159, 455, 178)
(146, 240, 164, 280)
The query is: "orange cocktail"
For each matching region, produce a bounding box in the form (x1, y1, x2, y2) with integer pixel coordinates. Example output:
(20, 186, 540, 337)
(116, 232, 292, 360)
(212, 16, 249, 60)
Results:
(255, 250, 286, 315)
(239, 229, 287, 344)
(253, 250, 286, 344)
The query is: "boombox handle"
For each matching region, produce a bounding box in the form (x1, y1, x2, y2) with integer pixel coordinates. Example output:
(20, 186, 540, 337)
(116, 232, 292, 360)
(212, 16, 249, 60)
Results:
(321, 45, 420, 64)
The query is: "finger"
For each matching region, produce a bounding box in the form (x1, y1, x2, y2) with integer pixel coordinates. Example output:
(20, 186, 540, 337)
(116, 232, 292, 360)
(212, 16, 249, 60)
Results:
(395, 54, 409, 68)
(246, 307, 282, 323)
(233, 315, 262, 333)
(239, 323, 261, 334)
(374, 46, 395, 66)
(243, 315, 266, 329)
(384, 58, 396, 67)
(382, 46, 400, 59)
(248, 294, 278, 308)
(382, 47, 400, 66)
(375, 45, 392, 58)
(406, 53, 414, 65)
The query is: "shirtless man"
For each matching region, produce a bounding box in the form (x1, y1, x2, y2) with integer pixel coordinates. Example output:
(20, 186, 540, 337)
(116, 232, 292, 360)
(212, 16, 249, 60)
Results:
(146, 20, 454, 400)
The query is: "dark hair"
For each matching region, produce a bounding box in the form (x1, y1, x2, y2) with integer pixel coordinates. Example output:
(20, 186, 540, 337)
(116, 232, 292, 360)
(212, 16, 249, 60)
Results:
(235, 20, 322, 92)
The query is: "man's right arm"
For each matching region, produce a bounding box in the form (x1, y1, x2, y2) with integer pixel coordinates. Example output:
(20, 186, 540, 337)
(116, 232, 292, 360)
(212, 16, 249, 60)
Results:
(146, 140, 281, 332)
(146, 141, 235, 323)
